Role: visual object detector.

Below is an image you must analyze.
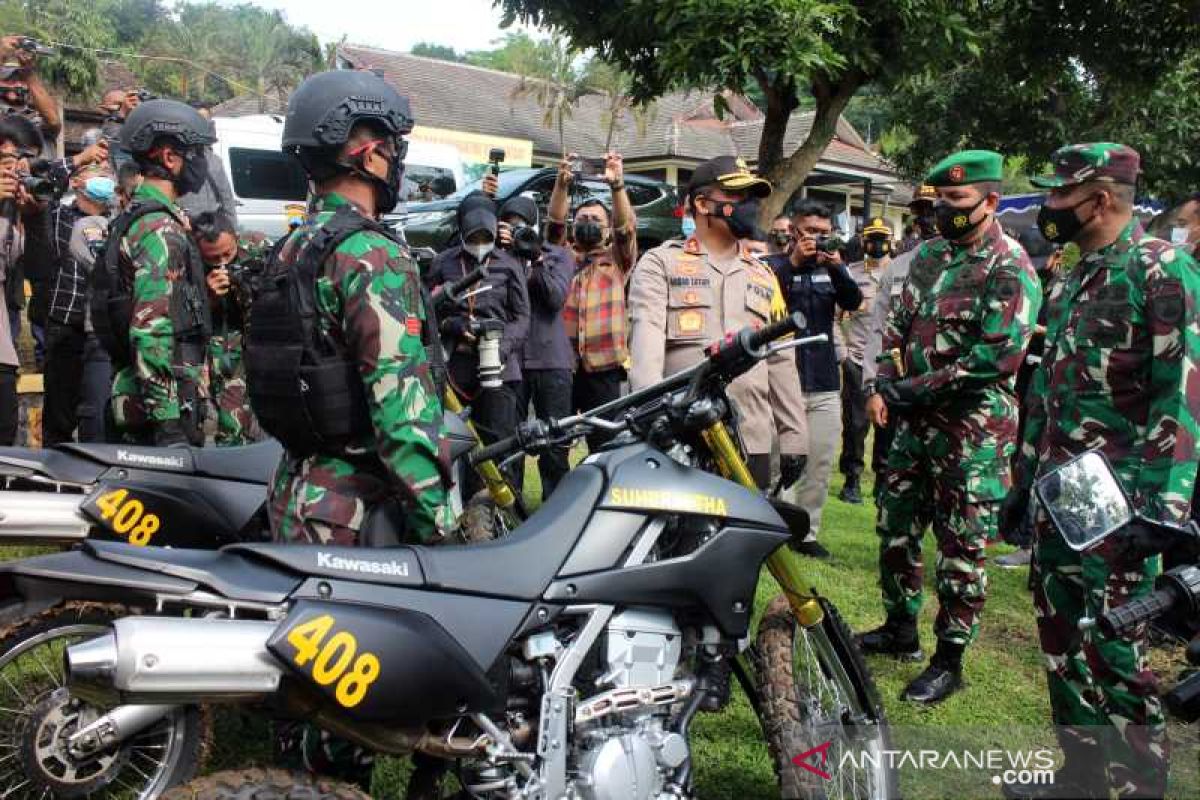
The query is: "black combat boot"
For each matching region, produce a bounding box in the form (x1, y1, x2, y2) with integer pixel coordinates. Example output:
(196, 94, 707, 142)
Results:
(902, 640, 964, 705)
(838, 475, 863, 504)
(857, 614, 923, 661)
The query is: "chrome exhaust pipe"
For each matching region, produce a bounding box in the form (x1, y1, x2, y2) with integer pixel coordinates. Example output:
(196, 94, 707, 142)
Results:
(0, 491, 90, 542)
(66, 617, 283, 704)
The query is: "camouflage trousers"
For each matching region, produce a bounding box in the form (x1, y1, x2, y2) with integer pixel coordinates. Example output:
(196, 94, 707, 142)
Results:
(208, 333, 260, 447)
(1032, 516, 1168, 797)
(877, 417, 1008, 646)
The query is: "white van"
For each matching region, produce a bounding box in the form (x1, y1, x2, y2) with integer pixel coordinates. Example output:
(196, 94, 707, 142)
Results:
(212, 115, 307, 238)
(212, 116, 467, 237)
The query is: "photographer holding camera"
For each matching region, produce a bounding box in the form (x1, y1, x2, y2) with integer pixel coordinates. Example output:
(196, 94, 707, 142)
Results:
(99, 87, 149, 170)
(191, 210, 269, 446)
(499, 194, 575, 501)
(0, 35, 60, 157)
(767, 198, 863, 556)
(426, 191, 529, 494)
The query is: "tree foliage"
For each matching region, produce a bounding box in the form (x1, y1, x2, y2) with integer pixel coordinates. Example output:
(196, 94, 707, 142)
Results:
(0, 0, 320, 106)
(883, 1, 1200, 200)
(497, 0, 977, 223)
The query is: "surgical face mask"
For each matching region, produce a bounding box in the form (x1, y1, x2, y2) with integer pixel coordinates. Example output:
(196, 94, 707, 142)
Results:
(769, 230, 792, 249)
(681, 216, 696, 238)
(82, 176, 116, 205)
(1171, 226, 1192, 246)
(464, 241, 493, 262)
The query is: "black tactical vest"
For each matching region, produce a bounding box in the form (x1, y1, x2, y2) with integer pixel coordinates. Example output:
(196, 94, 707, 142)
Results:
(246, 204, 445, 457)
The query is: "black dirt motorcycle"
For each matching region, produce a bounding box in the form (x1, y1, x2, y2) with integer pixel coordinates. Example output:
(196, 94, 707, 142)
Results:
(0, 263, 510, 553)
(0, 313, 895, 800)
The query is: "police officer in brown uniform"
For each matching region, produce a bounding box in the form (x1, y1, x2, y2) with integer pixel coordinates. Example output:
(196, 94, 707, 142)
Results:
(629, 156, 809, 491)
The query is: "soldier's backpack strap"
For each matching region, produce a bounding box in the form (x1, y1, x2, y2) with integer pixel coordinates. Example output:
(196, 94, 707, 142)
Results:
(90, 200, 168, 366)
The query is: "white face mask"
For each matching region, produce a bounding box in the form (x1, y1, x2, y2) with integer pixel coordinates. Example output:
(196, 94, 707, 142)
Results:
(1170, 226, 1191, 246)
(465, 242, 493, 262)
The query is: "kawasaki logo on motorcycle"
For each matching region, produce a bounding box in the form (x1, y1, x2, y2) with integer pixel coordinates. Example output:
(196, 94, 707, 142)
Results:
(115, 449, 187, 470)
(316, 552, 411, 577)
(608, 487, 729, 517)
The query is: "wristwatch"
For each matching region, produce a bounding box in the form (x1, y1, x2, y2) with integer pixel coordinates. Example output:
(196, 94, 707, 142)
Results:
(609, 180, 625, 192)
(864, 380, 878, 397)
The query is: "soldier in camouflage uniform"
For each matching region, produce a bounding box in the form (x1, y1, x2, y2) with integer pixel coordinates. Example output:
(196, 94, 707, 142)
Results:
(191, 210, 268, 445)
(251, 69, 452, 790)
(857, 150, 1041, 705)
(1001, 144, 1200, 800)
(100, 100, 216, 446)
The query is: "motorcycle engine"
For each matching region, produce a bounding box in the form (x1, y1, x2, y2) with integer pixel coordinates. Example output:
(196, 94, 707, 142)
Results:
(571, 608, 691, 800)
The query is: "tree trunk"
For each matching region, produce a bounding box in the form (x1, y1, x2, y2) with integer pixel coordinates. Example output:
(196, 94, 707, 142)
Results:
(755, 71, 798, 178)
(758, 74, 862, 226)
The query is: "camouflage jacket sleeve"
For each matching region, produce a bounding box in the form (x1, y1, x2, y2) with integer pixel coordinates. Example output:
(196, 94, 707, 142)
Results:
(1133, 246, 1200, 523)
(908, 255, 1041, 402)
(125, 213, 189, 422)
(333, 231, 451, 537)
(1013, 350, 1049, 494)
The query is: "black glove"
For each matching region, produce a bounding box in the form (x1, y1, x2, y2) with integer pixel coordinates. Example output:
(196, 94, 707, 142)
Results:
(154, 419, 189, 447)
(1112, 519, 1200, 565)
(779, 454, 808, 489)
(999, 488, 1031, 546)
(440, 316, 472, 340)
(878, 378, 923, 412)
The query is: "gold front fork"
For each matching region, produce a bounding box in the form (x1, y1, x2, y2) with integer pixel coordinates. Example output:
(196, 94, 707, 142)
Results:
(701, 421, 825, 628)
(444, 389, 519, 513)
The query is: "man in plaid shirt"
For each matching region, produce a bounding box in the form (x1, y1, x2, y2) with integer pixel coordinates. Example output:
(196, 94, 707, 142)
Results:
(548, 150, 636, 450)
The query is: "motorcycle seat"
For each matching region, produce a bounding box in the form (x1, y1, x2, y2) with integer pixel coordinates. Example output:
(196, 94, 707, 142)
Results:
(192, 440, 283, 483)
(59, 440, 282, 484)
(227, 464, 605, 600)
(83, 539, 301, 604)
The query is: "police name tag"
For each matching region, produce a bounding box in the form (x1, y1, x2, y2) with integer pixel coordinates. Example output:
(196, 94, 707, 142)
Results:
(811, 274, 832, 284)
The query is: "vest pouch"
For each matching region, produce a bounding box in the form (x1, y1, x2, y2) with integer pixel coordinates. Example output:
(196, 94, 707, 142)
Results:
(298, 357, 373, 444)
(247, 342, 320, 454)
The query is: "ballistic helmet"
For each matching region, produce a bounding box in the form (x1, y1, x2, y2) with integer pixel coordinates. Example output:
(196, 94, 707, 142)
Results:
(283, 70, 412, 161)
(120, 99, 215, 155)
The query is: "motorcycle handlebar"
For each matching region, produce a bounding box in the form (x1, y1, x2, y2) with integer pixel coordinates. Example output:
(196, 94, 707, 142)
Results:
(1098, 587, 1177, 638)
(747, 312, 805, 353)
(469, 434, 521, 468)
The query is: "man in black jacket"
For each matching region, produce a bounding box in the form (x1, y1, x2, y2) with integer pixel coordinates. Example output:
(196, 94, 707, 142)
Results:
(499, 195, 574, 501)
(426, 192, 530, 495)
(768, 199, 863, 556)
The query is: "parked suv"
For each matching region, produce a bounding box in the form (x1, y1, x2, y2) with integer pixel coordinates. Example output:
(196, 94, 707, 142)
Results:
(390, 167, 680, 255)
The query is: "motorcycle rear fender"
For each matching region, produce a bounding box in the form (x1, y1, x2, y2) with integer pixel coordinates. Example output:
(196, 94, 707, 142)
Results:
(0, 446, 106, 485)
(0, 548, 199, 612)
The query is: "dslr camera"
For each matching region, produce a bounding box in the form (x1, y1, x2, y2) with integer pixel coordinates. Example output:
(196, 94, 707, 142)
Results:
(510, 224, 542, 260)
(20, 159, 63, 202)
(815, 233, 843, 254)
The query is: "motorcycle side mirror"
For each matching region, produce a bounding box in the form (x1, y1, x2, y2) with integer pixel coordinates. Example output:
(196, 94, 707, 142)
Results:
(1035, 451, 1133, 551)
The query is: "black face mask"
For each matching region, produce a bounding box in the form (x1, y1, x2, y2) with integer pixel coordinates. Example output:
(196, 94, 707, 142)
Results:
(865, 240, 889, 259)
(574, 220, 605, 250)
(915, 213, 938, 239)
(705, 197, 760, 240)
(769, 231, 792, 249)
(1037, 195, 1098, 244)
(934, 197, 986, 240)
(175, 150, 210, 195)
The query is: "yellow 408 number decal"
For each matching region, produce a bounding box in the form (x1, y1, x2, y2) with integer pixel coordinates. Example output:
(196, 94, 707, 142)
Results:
(286, 614, 381, 708)
(95, 489, 161, 546)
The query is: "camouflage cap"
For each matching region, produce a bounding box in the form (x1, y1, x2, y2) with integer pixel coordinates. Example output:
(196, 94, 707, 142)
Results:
(1030, 142, 1140, 189)
(926, 150, 1003, 187)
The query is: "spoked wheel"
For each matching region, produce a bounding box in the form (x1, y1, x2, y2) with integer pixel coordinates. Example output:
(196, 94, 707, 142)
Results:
(756, 595, 898, 800)
(0, 604, 207, 799)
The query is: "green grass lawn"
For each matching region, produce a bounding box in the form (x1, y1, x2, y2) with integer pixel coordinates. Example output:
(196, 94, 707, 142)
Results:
(3, 452, 1197, 798)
